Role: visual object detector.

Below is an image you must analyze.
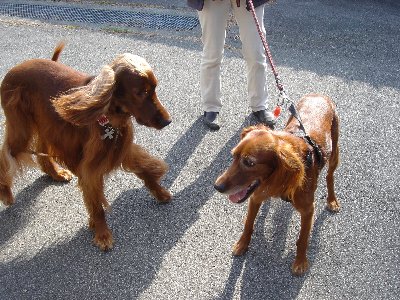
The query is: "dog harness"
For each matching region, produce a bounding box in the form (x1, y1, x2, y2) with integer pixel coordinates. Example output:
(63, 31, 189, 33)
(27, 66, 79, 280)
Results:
(287, 105, 324, 167)
(280, 137, 321, 204)
(288, 128, 324, 169)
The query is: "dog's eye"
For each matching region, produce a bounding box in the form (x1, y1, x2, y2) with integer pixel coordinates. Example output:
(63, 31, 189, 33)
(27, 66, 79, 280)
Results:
(135, 90, 149, 98)
(141, 90, 149, 97)
(243, 157, 256, 168)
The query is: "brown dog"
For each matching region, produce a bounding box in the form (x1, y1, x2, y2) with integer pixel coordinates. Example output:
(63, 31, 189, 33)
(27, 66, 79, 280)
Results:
(214, 94, 340, 275)
(0, 43, 172, 250)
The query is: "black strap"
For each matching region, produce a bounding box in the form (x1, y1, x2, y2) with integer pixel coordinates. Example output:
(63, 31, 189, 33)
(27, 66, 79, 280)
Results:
(303, 136, 323, 166)
(288, 103, 306, 134)
(288, 103, 323, 166)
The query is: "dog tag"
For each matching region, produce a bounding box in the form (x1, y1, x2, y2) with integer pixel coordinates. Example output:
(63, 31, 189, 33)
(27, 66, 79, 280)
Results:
(101, 127, 115, 140)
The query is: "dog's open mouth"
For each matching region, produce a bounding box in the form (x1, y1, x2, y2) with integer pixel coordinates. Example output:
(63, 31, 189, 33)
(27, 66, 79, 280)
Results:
(228, 180, 260, 204)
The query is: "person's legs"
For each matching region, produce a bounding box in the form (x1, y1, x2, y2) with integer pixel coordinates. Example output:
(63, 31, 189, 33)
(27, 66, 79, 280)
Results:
(198, 0, 231, 113)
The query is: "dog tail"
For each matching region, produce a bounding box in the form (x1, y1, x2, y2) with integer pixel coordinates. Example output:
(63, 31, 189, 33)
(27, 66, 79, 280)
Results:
(51, 41, 65, 62)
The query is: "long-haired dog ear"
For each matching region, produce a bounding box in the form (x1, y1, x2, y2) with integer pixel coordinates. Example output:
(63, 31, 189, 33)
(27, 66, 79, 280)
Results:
(53, 65, 115, 126)
(269, 143, 305, 200)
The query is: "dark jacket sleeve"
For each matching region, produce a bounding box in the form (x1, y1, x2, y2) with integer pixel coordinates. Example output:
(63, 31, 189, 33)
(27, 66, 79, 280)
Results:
(187, 0, 204, 11)
(186, 0, 268, 11)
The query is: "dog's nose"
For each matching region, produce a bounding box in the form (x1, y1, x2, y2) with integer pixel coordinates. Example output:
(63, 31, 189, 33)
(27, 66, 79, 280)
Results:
(161, 118, 172, 127)
(214, 182, 226, 193)
(157, 117, 171, 128)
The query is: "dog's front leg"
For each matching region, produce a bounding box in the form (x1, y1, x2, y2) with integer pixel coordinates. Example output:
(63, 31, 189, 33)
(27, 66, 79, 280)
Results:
(122, 144, 172, 202)
(233, 195, 264, 256)
(292, 199, 315, 275)
(78, 175, 113, 251)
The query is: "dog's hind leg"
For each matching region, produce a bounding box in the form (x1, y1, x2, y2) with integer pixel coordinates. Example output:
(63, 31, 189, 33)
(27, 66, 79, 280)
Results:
(78, 173, 113, 251)
(122, 144, 172, 202)
(0, 119, 34, 206)
(36, 139, 73, 182)
(0, 143, 17, 205)
(326, 115, 340, 212)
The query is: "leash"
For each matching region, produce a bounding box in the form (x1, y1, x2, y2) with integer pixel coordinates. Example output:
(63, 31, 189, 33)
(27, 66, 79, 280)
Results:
(247, 0, 323, 164)
(247, 2, 285, 99)
(247, 0, 288, 116)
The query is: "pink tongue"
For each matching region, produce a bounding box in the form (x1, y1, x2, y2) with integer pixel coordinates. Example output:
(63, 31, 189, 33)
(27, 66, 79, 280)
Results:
(229, 189, 247, 203)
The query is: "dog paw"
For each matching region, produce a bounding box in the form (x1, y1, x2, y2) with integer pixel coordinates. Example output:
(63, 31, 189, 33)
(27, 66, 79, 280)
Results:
(53, 169, 73, 182)
(0, 197, 14, 206)
(291, 258, 309, 276)
(232, 240, 249, 256)
(0, 186, 14, 206)
(153, 187, 172, 203)
(326, 199, 340, 212)
(93, 229, 114, 251)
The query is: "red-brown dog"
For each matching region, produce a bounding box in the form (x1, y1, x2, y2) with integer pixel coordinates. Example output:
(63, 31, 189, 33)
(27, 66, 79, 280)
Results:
(0, 43, 172, 250)
(214, 94, 340, 275)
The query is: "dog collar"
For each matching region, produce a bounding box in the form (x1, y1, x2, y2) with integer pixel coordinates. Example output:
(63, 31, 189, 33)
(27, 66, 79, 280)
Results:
(97, 115, 120, 141)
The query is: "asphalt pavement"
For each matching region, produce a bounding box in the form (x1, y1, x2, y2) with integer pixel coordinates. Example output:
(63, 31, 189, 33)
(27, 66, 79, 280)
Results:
(0, 0, 399, 299)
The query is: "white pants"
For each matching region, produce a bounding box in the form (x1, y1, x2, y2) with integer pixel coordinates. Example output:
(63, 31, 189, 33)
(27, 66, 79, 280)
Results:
(198, 0, 268, 113)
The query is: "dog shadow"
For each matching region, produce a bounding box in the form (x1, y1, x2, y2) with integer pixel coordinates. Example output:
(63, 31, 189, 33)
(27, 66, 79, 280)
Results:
(216, 200, 294, 300)
(218, 198, 336, 299)
(0, 117, 244, 298)
(0, 176, 63, 245)
(163, 116, 208, 188)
